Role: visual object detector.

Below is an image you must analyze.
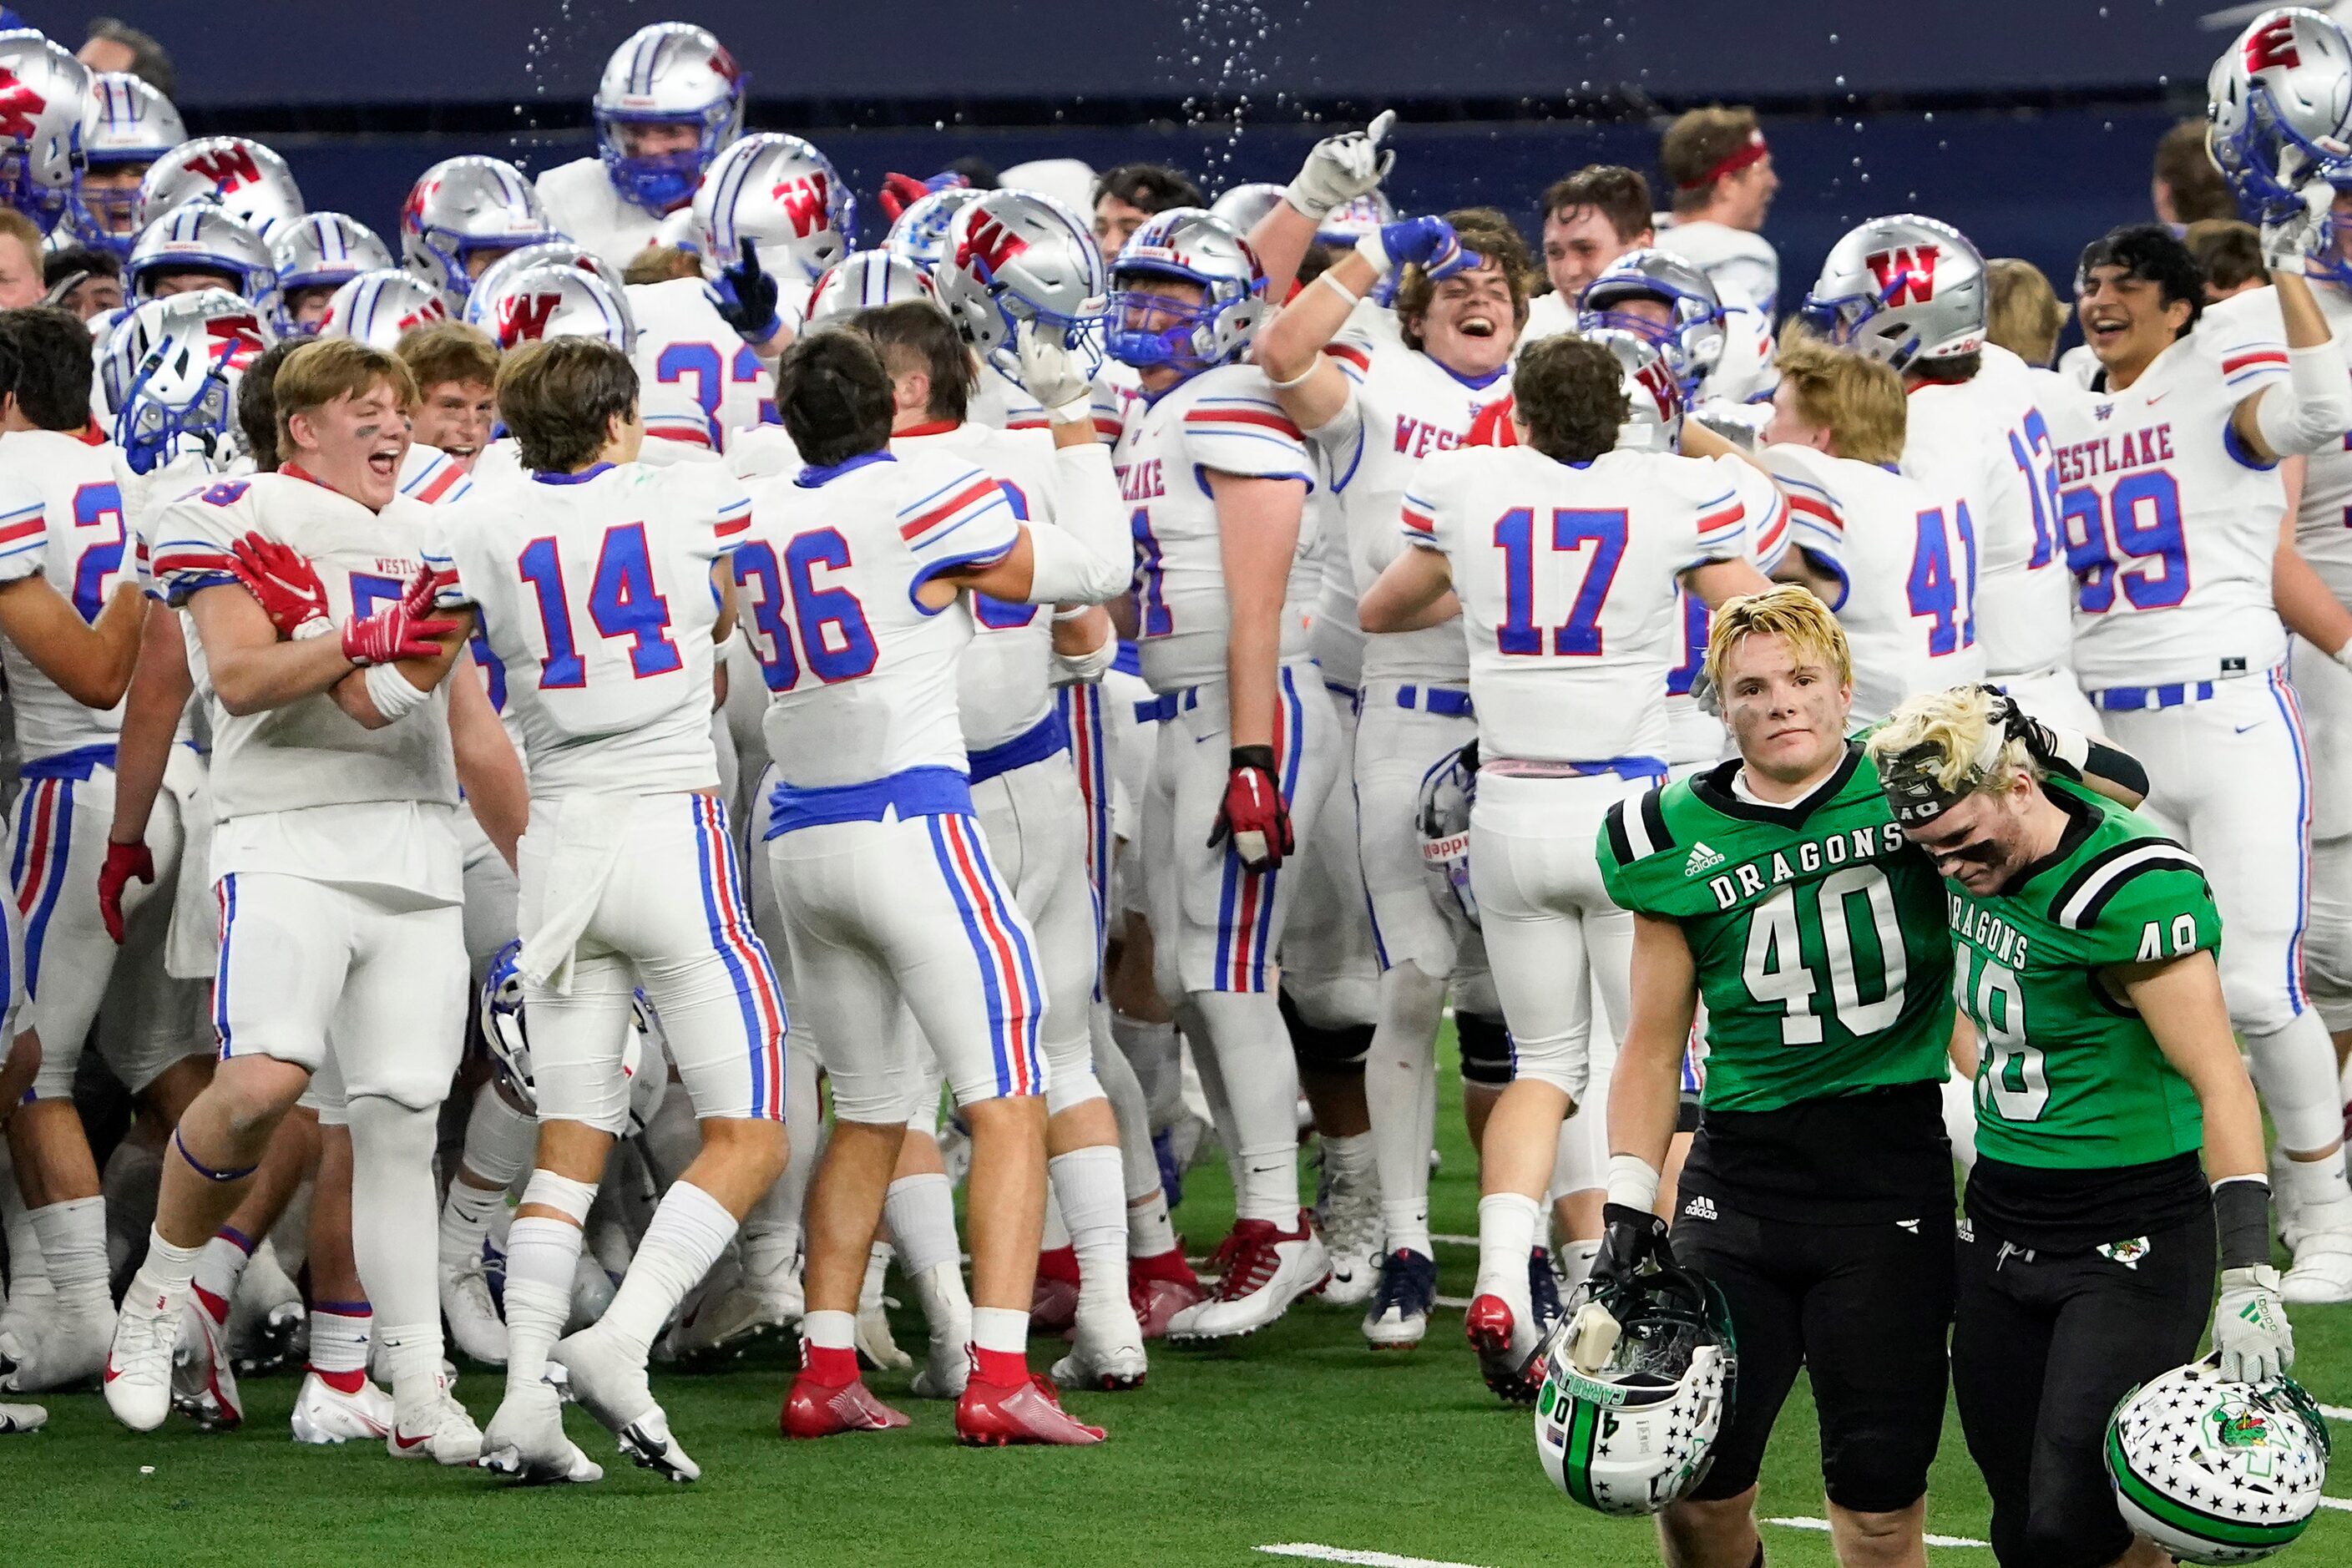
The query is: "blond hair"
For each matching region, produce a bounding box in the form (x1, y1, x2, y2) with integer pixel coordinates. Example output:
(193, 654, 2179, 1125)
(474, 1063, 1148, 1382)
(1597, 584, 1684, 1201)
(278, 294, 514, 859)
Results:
(275, 336, 416, 455)
(1703, 584, 1853, 695)
(1985, 258, 2067, 367)
(1864, 685, 2032, 797)
(1773, 337, 1905, 467)
(622, 245, 703, 286)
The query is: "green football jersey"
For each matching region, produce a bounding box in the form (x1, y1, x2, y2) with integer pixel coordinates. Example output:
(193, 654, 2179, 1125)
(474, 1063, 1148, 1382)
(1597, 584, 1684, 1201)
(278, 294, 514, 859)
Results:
(1946, 778, 2216, 1171)
(1597, 743, 1955, 1114)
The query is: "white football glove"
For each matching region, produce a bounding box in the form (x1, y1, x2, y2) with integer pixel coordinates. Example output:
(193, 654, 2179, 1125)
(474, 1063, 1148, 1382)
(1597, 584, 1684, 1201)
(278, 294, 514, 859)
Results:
(1014, 320, 1096, 427)
(2261, 148, 2335, 273)
(1284, 109, 1397, 222)
(2212, 1265, 2294, 1384)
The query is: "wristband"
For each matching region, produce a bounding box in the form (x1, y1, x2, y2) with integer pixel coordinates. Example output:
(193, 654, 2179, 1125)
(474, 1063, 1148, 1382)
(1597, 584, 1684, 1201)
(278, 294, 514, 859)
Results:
(2213, 1175, 2274, 1272)
(1230, 744, 1278, 774)
(1052, 604, 1092, 623)
(1313, 270, 1362, 306)
(1267, 358, 1321, 391)
(1606, 1153, 1662, 1214)
(362, 660, 434, 722)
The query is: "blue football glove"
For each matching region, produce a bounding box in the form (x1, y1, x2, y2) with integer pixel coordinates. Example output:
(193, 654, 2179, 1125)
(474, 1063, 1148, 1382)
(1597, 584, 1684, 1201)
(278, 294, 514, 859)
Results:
(1358, 215, 1478, 282)
(710, 239, 782, 346)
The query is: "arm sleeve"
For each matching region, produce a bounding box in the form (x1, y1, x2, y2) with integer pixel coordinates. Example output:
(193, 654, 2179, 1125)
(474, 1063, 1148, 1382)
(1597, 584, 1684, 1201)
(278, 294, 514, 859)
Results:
(1021, 443, 1134, 604)
(2252, 341, 2352, 460)
(1761, 445, 1844, 560)
(1723, 458, 1790, 573)
(400, 448, 473, 507)
(899, 459, 1020, 599)
(417, 513, 471, 609)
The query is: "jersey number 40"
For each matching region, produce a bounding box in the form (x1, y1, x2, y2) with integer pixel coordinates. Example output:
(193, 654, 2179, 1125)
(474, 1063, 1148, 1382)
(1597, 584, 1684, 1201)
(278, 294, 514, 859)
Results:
(1742, 866, 1909, 1044)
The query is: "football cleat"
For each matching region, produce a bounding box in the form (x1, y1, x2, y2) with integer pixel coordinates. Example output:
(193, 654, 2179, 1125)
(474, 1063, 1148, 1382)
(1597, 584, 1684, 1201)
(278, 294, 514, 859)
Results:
(2281, 1231, 2352, 1304)
(441, 1258, 508, 1367)
(2, 1299, 112, 1393)
(226, 1241, 304, 1369)
(1529, 1247, 1566, 1340)
(290, 1370, 394, 1445)
(481, 1380, 604, 1485)
(1466, 1292, 1542, 1405)
(1166, 1213, 1330, 1342)
(909, 1332, 971, 1400)
(0, 1400, 46, 1434)
(1030, 1245, 1081, 1336)
(1314, 1167, 1383, 1310)
(387, 1378, 484, 1464)
(170, 1291, 242, 1429)
(855, 1275, 913, 1373)
(549, 1327, 698, 1483)
(1050, 1308, 1148, 1392)
(102, 1285, 181, 1432)
(1362, 1249, 1439, 1350)
(1129, 1248, 1206, 1340)
(662, 1248, 803, 1362)
(780, 1373, 912, 1438)
(955, 1371, 1105, 1446)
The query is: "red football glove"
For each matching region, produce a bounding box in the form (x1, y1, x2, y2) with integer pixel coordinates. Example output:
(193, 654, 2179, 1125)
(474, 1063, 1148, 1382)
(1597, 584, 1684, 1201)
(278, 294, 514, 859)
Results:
(875, 172, 933, 224)
(228, 533, 332, 640)
(98, 838, 154, 945)
(400, 562, 458, 617)
(341, 594, 462, 666)
(1209, 746, 1294, 871)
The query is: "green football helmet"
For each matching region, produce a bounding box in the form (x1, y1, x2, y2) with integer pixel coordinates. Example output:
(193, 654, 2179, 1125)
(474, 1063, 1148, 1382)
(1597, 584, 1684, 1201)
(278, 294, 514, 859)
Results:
(2105, 1356, 2333, 1564)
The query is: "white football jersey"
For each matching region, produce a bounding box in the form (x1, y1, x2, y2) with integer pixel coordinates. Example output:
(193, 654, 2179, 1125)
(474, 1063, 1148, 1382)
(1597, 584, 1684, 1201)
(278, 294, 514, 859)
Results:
(2202, 282, 2352, 602)
(1111, 363, 1320, 692)
(535, 155, 665, 270)
(427, 460, 745, 797)
(149, 468, 459, 822)
(397, 441, 473, 508)
(0, 429, 139, 762)
(1316, 331, 1514, 685)
(1516, 290, 1575, 349)
(1655, 219, 1779, 314)
(738, 448, 1019, 787)
(1769, 442, 1985, 722)
(1403, 443, 1753, 762)
(1902, 343, 2071, 677)
(726, 422, 802, 482)
(2047, 324, 2291, 690)
(627, 276, 774, 454)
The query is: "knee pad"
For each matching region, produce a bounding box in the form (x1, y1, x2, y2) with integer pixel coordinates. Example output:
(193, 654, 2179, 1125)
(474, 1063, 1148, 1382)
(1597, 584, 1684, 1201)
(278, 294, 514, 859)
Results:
(534, 1055, 633, 1137)
(1281, 987, 1371, 1073)
(1455, 1010, 1512, 1088)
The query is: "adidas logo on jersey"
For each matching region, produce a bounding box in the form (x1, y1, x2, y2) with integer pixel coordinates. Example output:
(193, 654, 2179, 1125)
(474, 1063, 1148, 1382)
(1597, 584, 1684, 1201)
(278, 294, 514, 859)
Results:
(1682, 1196, 1717, 1222)
(1683, 842, 1724, 877)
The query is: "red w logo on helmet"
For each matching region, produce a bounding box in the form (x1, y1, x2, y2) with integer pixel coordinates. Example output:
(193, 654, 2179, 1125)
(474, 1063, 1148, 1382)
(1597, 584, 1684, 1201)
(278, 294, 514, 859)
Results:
(497, 292, 560, 346)
(956, 214, 1029, 278)
(205, 312, 266, 370)
(1866, 245, 1940, 307)
(2247, 15, 2303, 74)
(770, 174, 832, 238)
(0, 69, 47, 144)
(1633, 355, 1681, 417)
(186, 144, 264, 194)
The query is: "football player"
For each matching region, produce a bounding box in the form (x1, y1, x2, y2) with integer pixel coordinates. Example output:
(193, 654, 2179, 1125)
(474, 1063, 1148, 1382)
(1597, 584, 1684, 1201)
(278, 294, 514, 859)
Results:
(132, 136, 306, 240)
(1357, 334, 1771, 1395)
(1093, 164, 1206, 258)
(2056, 210, 2352, 1302)
(1868, 686, 2290, 1568)
(395, 321, 498, 474)
(1255, 207, 1533, 1340)
(58, 72, 184, 260)
(535, 23, 743, 269)
(750, 328, 1117, 1445)
(401, 156, 559, 314)
(1523, 165, 1652, 346)
(270, 213, 394, 336)
(107, 337, 528, 1463)
(42, 244, 123, 319)
(0, 33, 89, 236)
(124, 205, 276, 315)
(1655, 105, 1780, 314)
(1103, 210, 1344, 1340)
(0, 211, 42, 310)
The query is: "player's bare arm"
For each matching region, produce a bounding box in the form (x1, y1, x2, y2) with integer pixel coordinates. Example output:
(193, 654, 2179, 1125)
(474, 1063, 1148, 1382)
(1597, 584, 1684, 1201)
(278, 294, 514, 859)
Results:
(328, 603, 473, 731)
(188, 583, 377, 717)
(1607, 912, 1699, 1181)
(1356, 539, 1458, 633)
(447, 652, 527, 871)
(1209, 470, 1306, 751)
(0, 574, 143, 709)
(104, 603, 194, 853)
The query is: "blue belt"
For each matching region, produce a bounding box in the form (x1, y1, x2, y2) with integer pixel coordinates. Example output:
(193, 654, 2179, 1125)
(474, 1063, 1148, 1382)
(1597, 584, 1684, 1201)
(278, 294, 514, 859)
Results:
(969, 708, 1070, 786)
(21, 743, 118, 781)
(766, 766, 974, 837)
(2089, 681, 2215, 712)
(1323, 679, 1359, 703)
(1394, 684, 1474, 717)
(1135, 687, 1203, 725)
(1112, 640, 1143, 678)
(1488, 754, 1668, 782)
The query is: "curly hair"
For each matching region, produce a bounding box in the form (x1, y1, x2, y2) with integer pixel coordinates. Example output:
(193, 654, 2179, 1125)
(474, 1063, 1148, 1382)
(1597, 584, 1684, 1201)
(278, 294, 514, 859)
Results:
(1510, 334, 1628, 465)
(1864, 685, 2032, 799)
(2076, 223, 2204, 338)
(1394, 207, 1535, 352)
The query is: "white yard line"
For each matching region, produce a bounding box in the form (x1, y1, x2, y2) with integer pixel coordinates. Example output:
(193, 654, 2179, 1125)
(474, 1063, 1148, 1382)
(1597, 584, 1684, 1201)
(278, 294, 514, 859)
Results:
(1257, 1545, 1495, 1568)
(2316, 1495, 2352, 1513)
(2319, 1402, 2352, 1422)
(1768, 1518, 1987, 1549)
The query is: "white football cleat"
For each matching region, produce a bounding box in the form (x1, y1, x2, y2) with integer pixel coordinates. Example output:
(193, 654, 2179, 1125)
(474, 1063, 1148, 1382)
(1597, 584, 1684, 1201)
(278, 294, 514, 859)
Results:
(290, 1371, 393, 1445)
(2282, 1232, 2352, 1304)
(855, 1287, 912, 1373)
(170, 1294, 241, 1429)
(550, 1327, 699, 1483)
(102, 1285, 182, 1432)
(441, 1259, 508, 1367)
(481, 1380, 603, 1485)
(387, 1378, 483, 1464)
(1166, 1212, 1331, 1342)
(1315, 1172, 1383, 1311)
(909, 1332, 969, 1400)
(1051, 1307, 1148, 1392)
(0, 1399, 45, 1434)
(0, 1277, 52, 1350)
(2, 1299, 111, 1393)
(661, 1251, 802, 1362)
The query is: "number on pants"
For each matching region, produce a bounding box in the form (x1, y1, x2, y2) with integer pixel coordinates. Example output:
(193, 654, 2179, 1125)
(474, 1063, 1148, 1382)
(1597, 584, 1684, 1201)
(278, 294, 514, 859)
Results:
(515, 524, 682, 690)
(1956, 948, 2045, 1121)
(68, 483, 125, 622)
(1904, 502, 1978, 655)
(1740, 865, 1909, 1044)
(2061, 468, 2190, 614)
(727, 528, 878, 690)
(1492, 506, 1627, 656)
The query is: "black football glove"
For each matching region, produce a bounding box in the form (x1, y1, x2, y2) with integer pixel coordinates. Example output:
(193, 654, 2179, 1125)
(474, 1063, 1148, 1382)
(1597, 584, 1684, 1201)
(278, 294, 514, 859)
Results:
(711, 238, 782, 346)
(1589, 1201, 1672, 1291)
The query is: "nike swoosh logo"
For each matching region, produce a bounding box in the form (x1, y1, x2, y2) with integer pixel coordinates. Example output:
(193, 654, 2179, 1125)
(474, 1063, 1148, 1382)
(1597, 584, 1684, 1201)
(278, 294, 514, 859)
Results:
(392, 1429, 431, 1450)
(2236, 722, 2261, 734)
(103, 1360, 121, 1383)
(2147, 392, 2169, 403)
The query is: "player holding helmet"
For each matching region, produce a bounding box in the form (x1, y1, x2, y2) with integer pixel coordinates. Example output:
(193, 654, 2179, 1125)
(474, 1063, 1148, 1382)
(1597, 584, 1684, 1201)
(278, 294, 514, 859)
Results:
(537, 23, 744, 268)
(1866, 685, 2289, 1568)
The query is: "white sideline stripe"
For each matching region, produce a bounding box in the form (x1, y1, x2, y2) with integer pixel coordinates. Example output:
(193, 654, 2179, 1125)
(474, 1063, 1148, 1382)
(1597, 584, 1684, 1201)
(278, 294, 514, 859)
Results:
(2319, 1401, 2352, 1422)
(1433, 1233, 1478, 1247)
(2319, 1495, 2352, 1513)
(1768, 1518, 1988, 1549)
(1257, 1545, 1495, 1568)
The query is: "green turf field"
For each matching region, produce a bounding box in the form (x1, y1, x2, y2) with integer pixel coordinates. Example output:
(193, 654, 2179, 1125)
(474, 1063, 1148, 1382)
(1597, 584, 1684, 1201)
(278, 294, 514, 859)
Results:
(8, 1039, 2351, 1568)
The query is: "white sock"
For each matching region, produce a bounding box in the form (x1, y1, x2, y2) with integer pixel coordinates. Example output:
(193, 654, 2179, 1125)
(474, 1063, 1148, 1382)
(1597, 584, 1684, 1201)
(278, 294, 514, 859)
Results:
(910, 1262, 971, 1349)
(1366, 960, 1443, 1258)
(307, 1300, 372, 1384)
(2248, 1013, 2347, 1153)
(1050, 1146, 1129, 1313)
(1474, 1192, 1541, 1308)
(28, 1197, 109, 1315)
(2281, 1148, 2352, 1215)
(1039, 1187, 1071, 1252)
(1110, 1013, 1181, 1126)
(345, 1097, 447, 1404)
(1323, 1130, 1376, 1190)
(127, 1227, 203, 1314)
(598, 1181, 737, 1360)
(883, 1173, 962, 1278)
(744, 1222, 798, 1279)
(1, 1151, 49, 1302)
(191, 1229, 255, 1323)
(861, 1242, 893, 1307)
(1190, 990, 1302, 1223)
(438, 1182, 508, 1270)
(1127, 1190, 1177, 1260)
(503, 1216, 584, 1388)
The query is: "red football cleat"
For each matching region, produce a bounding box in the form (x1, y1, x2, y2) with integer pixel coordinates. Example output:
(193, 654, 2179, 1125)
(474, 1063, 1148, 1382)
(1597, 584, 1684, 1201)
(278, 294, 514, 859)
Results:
(779, 1373, 912, 1439)
(1030, 1245, 1081, 1337)
(954, 1372, 1105, 1447)
(1464, 1293, 1540, 1405)
(1129, 1247, 1206, 1340)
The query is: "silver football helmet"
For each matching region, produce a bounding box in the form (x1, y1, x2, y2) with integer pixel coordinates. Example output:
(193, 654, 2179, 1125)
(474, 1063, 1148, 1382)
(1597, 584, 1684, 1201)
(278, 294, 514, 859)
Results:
(70, 71, 182, 251)
(806, 250, 939, 326)
(401, 155, 558, 311)
(934, 190, 1108, 375)
(1105, 208, 1270, 372)
(2208, 8, 2352, 216)
(1416, 742, 1479, 932)
(127, 204, 279, 321)
(0, 32, 89, 230)
(1798, 215, 1985, 373)
(478, 940, 669, 1131)
(316, 269, 448, 351)
(135, 136, 305, 237)
(463, 261, 638, 355)
(594, 22, 745, 217)
(468, 240, 630, 310)
(270, 214, 395, 336)
(1578, 248, 1727, 399)
(1207, 181, 1287, 235)
(691, 132, 854, 282)
(1315, 189, 1399, 248)
(1579, 326, 1687, 453)
(883, 185, 984, 273)
(100, 288, 274, 473)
